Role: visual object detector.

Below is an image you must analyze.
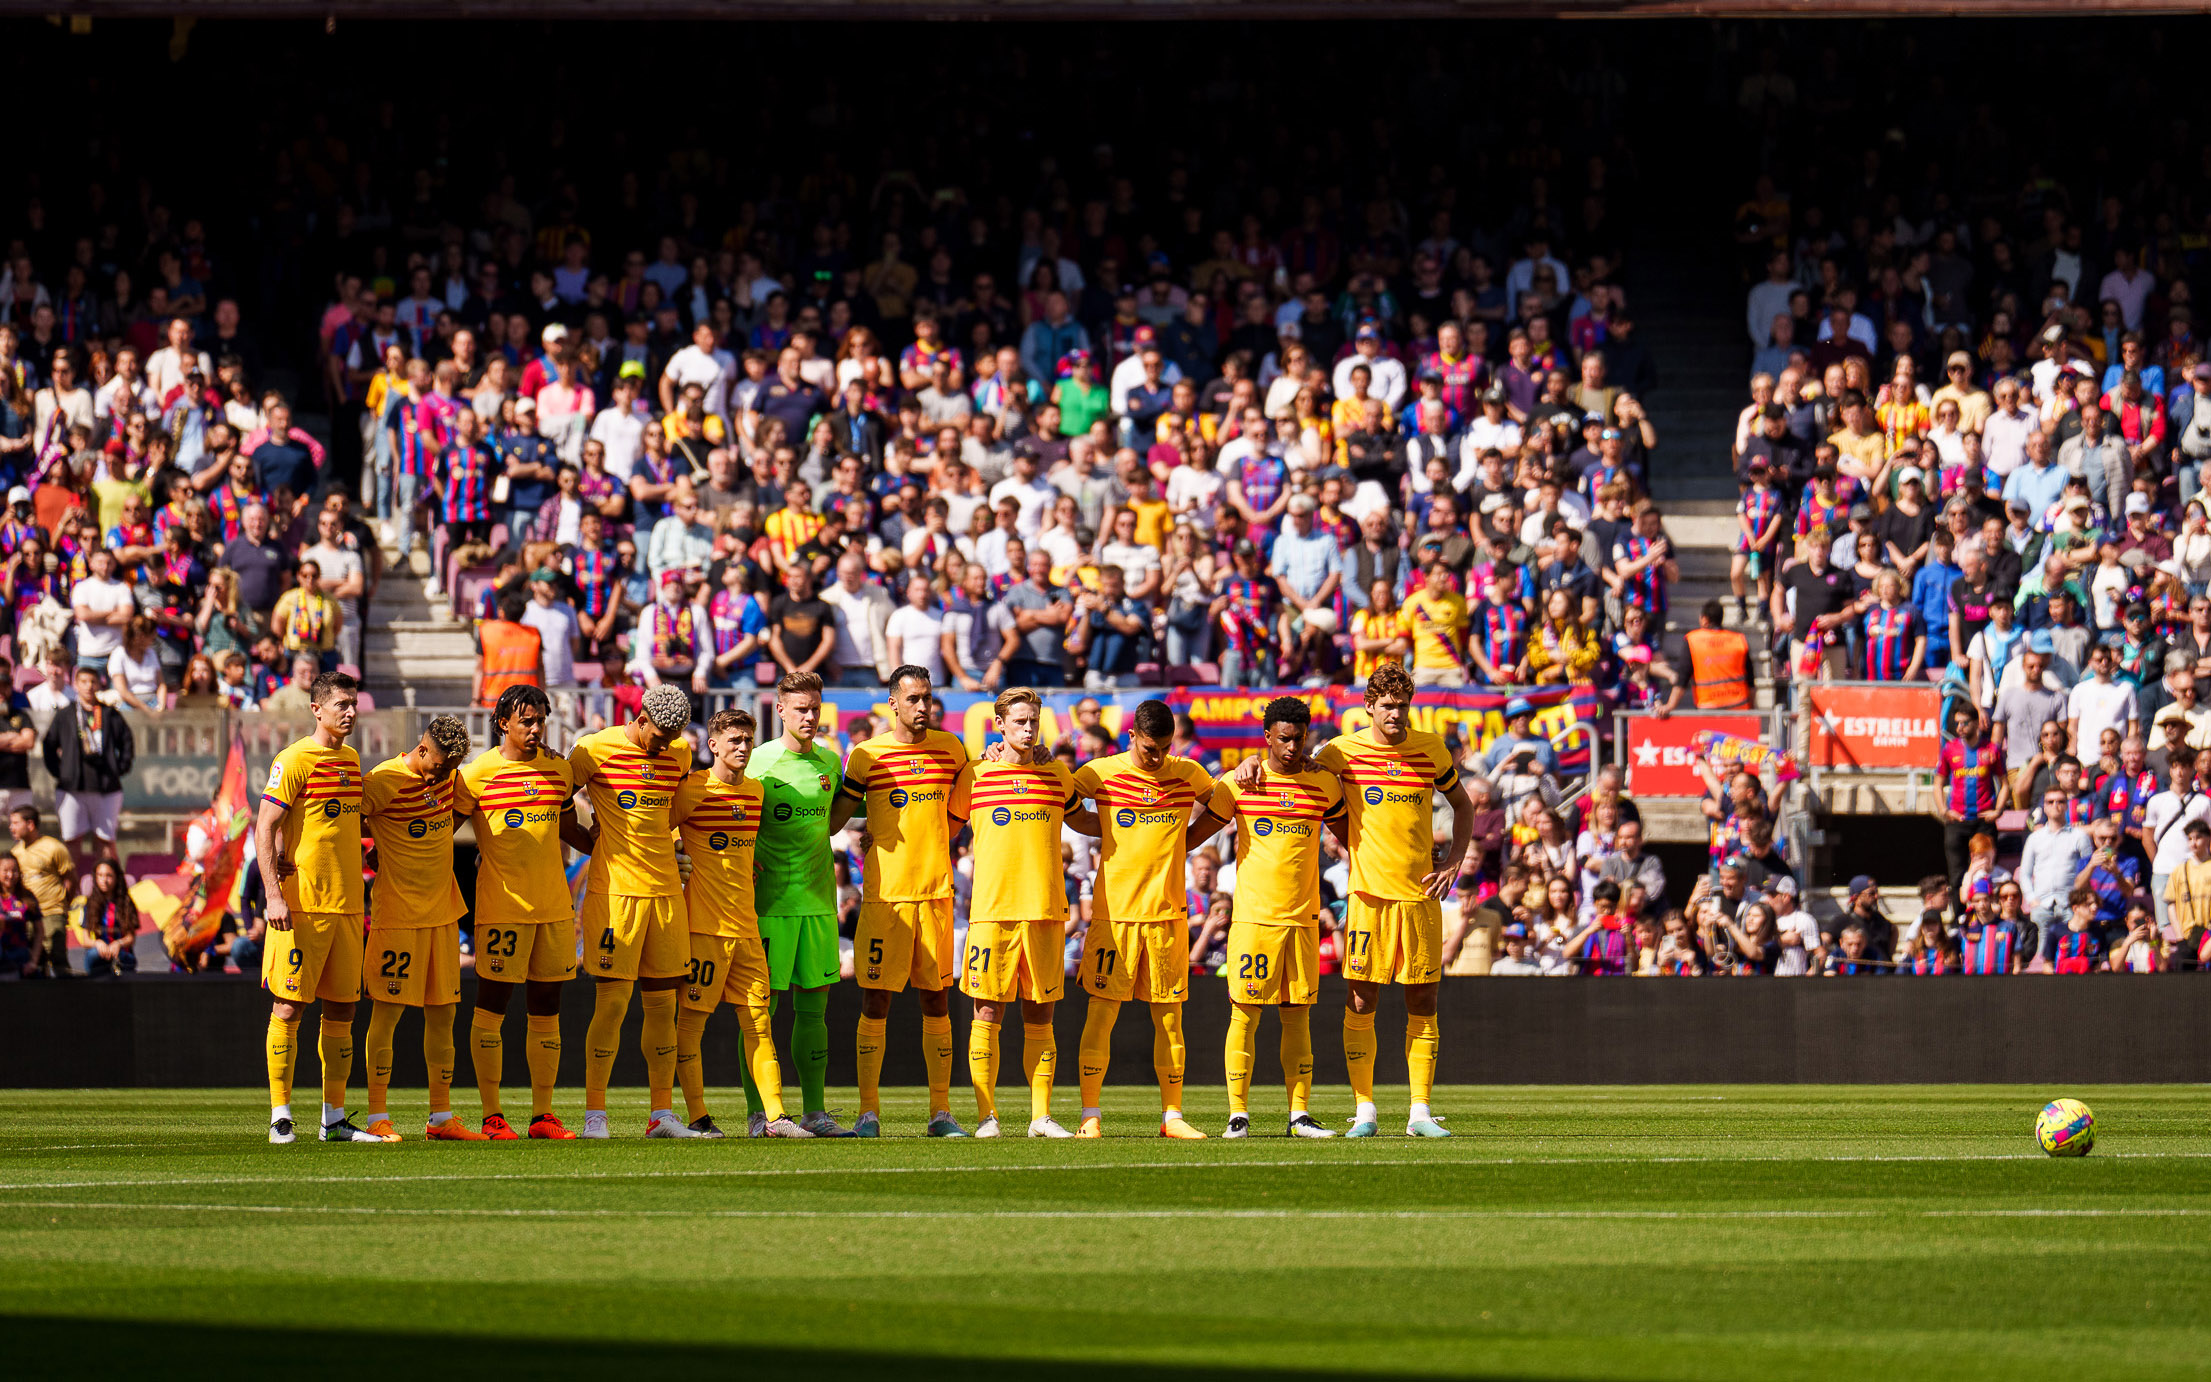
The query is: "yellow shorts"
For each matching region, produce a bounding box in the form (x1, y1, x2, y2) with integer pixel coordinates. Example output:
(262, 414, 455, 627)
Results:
(1225, 920, 1319, 1006)
(856, 897, 955, 992)
(960, 919, 1066, 1003)
(1079, 919, 1189, 1005)
(580, 893, 688, 981)
(1342, 894, 1443, 986)
(683, 932, 771, 1013)
(365, 922, 462, 1007)
(474, 916, 578, 984)
(262, 911, 363, 1004)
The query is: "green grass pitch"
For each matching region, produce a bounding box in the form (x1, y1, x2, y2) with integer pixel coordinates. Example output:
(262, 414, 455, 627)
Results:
(4, 1084, 2209, 1380)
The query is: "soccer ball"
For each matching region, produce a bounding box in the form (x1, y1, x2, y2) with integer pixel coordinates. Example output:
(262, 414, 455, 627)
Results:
(2035, 1098, 2095, 1157)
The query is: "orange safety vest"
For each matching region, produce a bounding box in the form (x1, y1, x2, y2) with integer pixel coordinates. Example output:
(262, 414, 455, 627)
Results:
(477, 619, 543, 707)
(1684, 626, 1750, 709)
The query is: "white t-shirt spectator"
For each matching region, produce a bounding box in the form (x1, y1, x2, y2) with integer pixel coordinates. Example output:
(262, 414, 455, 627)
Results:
(1165, 464, 1223, 523)
(662, 345, 734, 419)
(71, 576, 134, 660)
(2144, 788, 2211, 875)
(1772, 904, 1823, 975)
(885, 604, 947, 683)
(2067, 675, 2138, 751)
(145, 345, 213, 403)
(1457, 420, 1523, 484)
(521, 599, 581, 686)
(1100, 539, 1161, 587)
(588, 407, 645, 481)
(107, 643, 163, 702)
(989, 475, 1058, 539)
(303, 541, 366, 637)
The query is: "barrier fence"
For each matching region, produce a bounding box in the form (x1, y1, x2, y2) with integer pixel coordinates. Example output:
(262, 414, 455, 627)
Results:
(9, 973, 2207, 1089)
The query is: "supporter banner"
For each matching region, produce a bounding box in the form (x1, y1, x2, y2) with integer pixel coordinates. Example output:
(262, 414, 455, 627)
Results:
(1807, 683, 1941, 769)
(1168, 685, 1600, 770)
(818, 685, 1601, 770)
(131, 731, 254, 964)
(1621, 714, 1763, 797)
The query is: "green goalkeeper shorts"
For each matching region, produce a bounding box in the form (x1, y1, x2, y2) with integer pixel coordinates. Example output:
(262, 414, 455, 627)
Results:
(757, 913, 841, 991)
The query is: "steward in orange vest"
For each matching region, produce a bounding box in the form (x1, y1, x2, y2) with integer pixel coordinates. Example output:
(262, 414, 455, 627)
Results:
(1684, 600, 1751, 709)
(475, 593, 544, 708)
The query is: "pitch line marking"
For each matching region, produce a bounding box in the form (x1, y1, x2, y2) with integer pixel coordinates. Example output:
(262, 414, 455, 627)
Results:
(2, 1149, 2208, 1194)
(13, 1201, 2211, 1222)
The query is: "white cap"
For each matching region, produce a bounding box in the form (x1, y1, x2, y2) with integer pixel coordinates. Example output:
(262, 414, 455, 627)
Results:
(1896, 465, 1925, 487)
(541, 323, 569, 343)
(6, 486, 28, 505)
(2125, 492, 2152, 516)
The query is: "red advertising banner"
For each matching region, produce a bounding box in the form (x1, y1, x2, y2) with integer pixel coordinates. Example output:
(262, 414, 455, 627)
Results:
(1807, 683, 1941, 768)
(1623, 714, 1763, 797)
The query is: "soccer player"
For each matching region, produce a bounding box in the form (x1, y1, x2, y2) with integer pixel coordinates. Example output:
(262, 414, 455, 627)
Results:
(453, 685, 595, 1139)
(1229, 661, 1475, 1137)
(1069, 698, 1214, 1139)
(670, 708, 811, 1138)
(568, 682, 699, 1139)
(831, 665, 973, 1138)
(254, 670, 385, 1144)
(1185, 697, 1347, 1138)
(746, 670, 853, 1138)
(358, 714, 480, 1141)
(947, 687, 1092, 1138)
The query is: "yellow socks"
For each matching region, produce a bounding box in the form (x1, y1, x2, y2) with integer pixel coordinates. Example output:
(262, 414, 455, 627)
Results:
(266, 1014, 300, 1110)
(584, 980, 633, 1112)
(1150, 1004, 1186, 1113)
(1406, 1012, 1439, 1109)
(318, 1015, 354, 1111)
(423, 1004, 456, 1116)
(969, 1017, 1001, 1121)
(364, 1001, 402, 1117)
(922, 1012, 955, 1115)
(641, 988, 678, 1113)
(525, 1014, 561, 1117)
(738, 999, 784, 1122)
(1022, 1021, 1055, 1123)
(1224, 1003, 1258, 1114)
(676, 1006, 711, 1122)
(471, 1009, 504, 1116)
(1279, 1006, 1314, 1114)
(855, 1015, 887, 1117)
(1077, 997, 1119, 1111)
(1343, 1009, 1376, 1107)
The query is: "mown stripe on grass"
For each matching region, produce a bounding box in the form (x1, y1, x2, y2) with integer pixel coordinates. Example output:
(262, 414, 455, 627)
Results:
(14, 1200, 2211, 1221)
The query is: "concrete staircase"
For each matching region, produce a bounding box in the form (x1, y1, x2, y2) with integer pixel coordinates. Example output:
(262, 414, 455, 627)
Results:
(360, 534, 477, 708)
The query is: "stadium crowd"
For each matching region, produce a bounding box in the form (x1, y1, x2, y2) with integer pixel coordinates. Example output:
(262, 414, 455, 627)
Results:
(3, 24, 2205, 981)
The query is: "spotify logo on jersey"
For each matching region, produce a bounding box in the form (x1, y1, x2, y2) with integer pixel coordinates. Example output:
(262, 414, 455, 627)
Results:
(990, 806, 1012, 827)
(408, 819, 428, 839)
(709, 832, 729, 851)
(616, 791, 638, 810)
(1364, 787, 1385, 806)
(323, 800, 341, 819)
(888, 789, 909, 808)
(1254, 819, 1274, 837)
(1114, 808, 1137, 828)
(774, 802, 792, 822)
(504, 809, 525, 828)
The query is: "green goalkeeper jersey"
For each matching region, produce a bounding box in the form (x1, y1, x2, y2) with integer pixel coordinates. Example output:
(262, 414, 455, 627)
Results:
(746, 737, 843, 918)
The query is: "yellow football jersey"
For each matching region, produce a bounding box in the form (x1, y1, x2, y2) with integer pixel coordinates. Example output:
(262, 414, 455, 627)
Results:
(949, 758, 1077, 923)
(670, 771, 763, 939)
(567, 726, 688, 898)
(360, 756, 464, 929)
(261, 737, 363, 914)
(453, 748, 577, 927)
(1402, 589, 1469, 671)
(1071, 752, 1214, 923)
(837, 729, 968, 903)
(1207, 766, 1345, 928)
(1315, 728, 1459, 900)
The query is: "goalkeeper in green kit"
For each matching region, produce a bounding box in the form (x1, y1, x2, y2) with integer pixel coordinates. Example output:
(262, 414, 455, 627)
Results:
(742, 670, 855, 1138)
